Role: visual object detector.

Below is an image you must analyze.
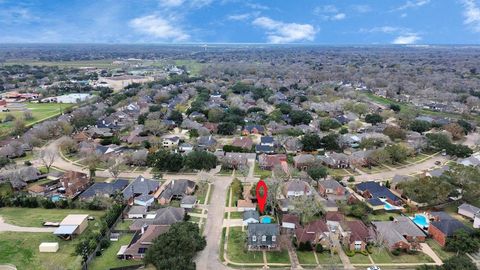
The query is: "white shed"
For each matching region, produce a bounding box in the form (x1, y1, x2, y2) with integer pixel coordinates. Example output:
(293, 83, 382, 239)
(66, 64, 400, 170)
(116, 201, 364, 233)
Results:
(39, 242, 59, 253)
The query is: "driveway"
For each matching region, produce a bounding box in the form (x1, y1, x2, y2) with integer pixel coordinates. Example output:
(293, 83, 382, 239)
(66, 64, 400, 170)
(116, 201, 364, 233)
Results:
(0, 217, 55, 233)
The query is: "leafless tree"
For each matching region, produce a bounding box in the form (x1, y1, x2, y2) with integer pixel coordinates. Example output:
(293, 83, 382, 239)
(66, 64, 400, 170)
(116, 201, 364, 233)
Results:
(107, 157, 124, 179)
(39, 149, 57, 173)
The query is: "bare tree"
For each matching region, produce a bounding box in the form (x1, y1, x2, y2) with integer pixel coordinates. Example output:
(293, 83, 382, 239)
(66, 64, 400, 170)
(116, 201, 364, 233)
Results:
(107, 157, 124, 179)
(144, 119, 167, 137)
(39, 149, 57, 173)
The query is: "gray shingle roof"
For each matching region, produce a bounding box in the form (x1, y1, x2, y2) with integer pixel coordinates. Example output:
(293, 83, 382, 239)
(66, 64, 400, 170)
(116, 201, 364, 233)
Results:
(243, 210, 260, 221)
(122, 175, 159, 199)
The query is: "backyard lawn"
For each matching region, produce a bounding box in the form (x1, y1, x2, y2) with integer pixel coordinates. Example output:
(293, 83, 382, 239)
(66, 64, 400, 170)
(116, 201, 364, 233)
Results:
(226, 227, 263, 263)
(114, 219, 134, 231)
(0, 207, 105, 227)
(0, 232, 82, 270)
(368, 211, 400, 222)
(89, 233, 139, 270)
(266, 249, 290, 264)
(254, 163, 272, 178)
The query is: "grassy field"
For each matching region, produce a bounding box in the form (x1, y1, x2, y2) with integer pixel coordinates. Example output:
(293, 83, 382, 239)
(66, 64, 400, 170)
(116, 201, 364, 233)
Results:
(266, 250, 290, 264)
(0, 102, 74, 136)
(0, 232, 82, 270)
(89, 233, 139, 270)
(0, 207, 105, 227)
(226, 227, 263, 263)
(297, 251, 317, 265)
(114, 219, 134, 231)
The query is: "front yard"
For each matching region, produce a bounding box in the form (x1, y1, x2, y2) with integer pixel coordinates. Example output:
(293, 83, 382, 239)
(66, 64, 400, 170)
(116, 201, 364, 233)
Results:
(265, 250, 290, 264)
(426, 239, 455, 261)
(226, 227, 263, 264)
(0, 207, 105, 227)
(369, 248, 433, 264)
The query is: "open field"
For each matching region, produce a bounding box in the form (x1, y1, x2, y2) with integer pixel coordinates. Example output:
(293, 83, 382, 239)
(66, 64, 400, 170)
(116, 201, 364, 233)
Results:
(0, 232, 82, 270)
(89, 233, 139, 270)
(0, 102, 74, 136)
(0, 207, 105, 227)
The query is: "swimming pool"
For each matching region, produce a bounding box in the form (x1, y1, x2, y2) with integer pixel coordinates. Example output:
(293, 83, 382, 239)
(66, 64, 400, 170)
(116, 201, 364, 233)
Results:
(411, 214, 429, 228)
(51, 194, 62, 202)
(260, 216, 272, 224)
(379, 198, 402, 211)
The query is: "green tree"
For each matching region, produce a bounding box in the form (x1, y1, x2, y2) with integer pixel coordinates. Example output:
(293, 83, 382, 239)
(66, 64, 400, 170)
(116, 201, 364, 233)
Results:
(385, 144, 412, 164)
(397, 177, 453, 205)
(168, 110, 183, 125)
(383, 126, 406, 140)
(445, 229, 480, 254)
(389, 104, 401, 112)
(307, 166, 328, 186)
(365, 113, 383, 125)
(319, 118, 342, 131)
(185, 151, 217, 170)
(410, 120, 431, 134)
(290, 110, 313, 125)
(301, 133, 322, 151)
(207, 108, 224, 123)
(321, 133, 340, 151)
(218, 122, 236, 135)
(147, 150, 184, 172)
(145, 222, 206, 270)
(440, 255, 477, 270)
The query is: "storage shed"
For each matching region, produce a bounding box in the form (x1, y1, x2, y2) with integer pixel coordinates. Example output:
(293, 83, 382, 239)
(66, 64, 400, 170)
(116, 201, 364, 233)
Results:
(39, 242, 59, 253)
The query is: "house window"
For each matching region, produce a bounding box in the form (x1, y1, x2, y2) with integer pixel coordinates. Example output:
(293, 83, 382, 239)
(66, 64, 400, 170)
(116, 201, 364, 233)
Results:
(138, 248, 147, 254)
(262, 235, 266, 242)
(252, 236, 256, 242)
(272, 236, 276, 242)
(354, 241, 362, 251)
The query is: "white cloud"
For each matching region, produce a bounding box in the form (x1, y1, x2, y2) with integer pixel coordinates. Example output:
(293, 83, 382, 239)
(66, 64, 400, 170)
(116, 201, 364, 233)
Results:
(351, 5, 371, 13)
(314, 5, 346, 21)
(393, 34, 421, 44)
(461, 0, 480, 32)
(228, 13, 251, 21)
(159, 0, 184, 7)
(252, 16, 316, 43)
(245, 2, 269, 10)
(129, 15, 189, 41)
(396, 0, 430, 11)
(332, 13, 346, 20)
(360, 26, 405, 33)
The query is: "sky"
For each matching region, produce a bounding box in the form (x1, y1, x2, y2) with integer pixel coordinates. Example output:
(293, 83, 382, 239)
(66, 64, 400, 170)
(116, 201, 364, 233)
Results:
(1, 0, 480, 44)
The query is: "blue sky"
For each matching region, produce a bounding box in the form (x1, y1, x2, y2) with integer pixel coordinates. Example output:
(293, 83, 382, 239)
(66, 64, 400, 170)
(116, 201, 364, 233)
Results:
(1, 0, 480, 44)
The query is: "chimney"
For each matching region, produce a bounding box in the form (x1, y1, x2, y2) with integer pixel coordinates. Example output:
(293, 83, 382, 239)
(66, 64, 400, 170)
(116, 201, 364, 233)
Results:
(141, 224, 147, 234)
(172, 180, 175, 187)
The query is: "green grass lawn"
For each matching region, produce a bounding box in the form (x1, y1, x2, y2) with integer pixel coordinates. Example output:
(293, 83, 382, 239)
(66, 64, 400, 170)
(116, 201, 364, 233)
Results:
(266, 250, 290, 264)
(89, 233, 139, 270)
(316, 252, 342, 265)
(254, 163, 272, 179)
(0, 183, 13, 197)
(195, 181, 209, 204)
(226, 227, 263, 263)
(0, 207, 105, 227)
(348, 253, 371, 264)
(370, 248, 433, 264)
(229, 211, 244, 219)
(368, 212, 400, 222)
(297, 251, 317, 265)
(0, 232, 82, 270)
(426, 239, 455, 261)
(114, 219, 134, 231)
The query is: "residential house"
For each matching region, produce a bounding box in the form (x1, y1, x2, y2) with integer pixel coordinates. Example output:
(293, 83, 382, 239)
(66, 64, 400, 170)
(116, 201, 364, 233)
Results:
(349, 150, 373, 167)
(258, 154, 287, 170)
(73, 132, 90, 142)
(179, 143, 194, 153)
(158, 179, 196, 205)
(425, 165, 450, 178)
(318, 179, 346, 197)
(162, 136, 180, 149)
(343, 220, 372, 252)
(293, 154, 316, 170)
(319, 152, 350, 169)
(121, 225, 170, 260)
(242, 125, 265, 135)
(295, 219, 330, 247)
(79, 179, 129, 201)
(127, 205, 147, 219)
(232, 137, 253, 150)
(260, 136, 275, 147)
(238, 199, 256, 212)
(283, 137, 302, 153)
(283, 180, 312, 198)
(281, 214, 300, 231)
(255, 144, 274, 154)
(391, 175, 413, 190)
(180, 195, 197, 209)
(458, 203, 480, 220)
(222, 152, 249, 169)
(372, 216, 426, 251)
(130, 207, 185, 231)
(28, 179, 61, 196)
(197, 135, 217, 151)
(247, 223, 279, 250)
(428, 212, 471, 247)
(59, 171, 90, 198)
(355, 181, 402, 206)
(243, 210, 260, 226)
(134, 194, 155, 207)
(123, 175, 160, 205)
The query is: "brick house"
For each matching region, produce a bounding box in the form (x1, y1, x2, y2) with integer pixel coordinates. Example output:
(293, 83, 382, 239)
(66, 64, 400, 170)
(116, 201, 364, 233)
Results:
(60, 171, 90, 198)
(318, 179, 346, 197)
(428, 212, 471, 247)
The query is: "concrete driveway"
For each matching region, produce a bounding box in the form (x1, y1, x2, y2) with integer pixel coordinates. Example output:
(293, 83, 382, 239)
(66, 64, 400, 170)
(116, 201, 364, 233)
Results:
(0, 217, 56, 233)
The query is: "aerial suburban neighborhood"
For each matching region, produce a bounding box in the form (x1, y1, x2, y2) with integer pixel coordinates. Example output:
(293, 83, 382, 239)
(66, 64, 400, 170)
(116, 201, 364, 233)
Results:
(2, 1, 480, 270)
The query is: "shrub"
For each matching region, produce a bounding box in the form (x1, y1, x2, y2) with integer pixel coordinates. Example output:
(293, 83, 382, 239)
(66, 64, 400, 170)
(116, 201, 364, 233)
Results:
(366, 245, 373, 254)
(391, 249, 401, 256)
(389, 216, 395, 221)
(345, 249, 355, 257)
(347, 176, 355, 182)
(315, 244, 324, 253)
(360, 250, 369, 256)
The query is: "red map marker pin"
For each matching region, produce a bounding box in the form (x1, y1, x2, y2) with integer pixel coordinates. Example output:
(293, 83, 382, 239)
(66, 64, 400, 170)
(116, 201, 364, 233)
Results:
(256, 180, 268, 214)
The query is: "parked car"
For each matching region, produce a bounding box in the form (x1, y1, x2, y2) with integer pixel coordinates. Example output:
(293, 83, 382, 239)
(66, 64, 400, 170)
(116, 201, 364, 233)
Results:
(367, 267, 381, 270)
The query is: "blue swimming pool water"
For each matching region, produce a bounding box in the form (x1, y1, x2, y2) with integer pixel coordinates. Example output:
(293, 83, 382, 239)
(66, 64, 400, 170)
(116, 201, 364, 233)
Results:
(411, 214, 429, 228)
(51, 195, 61, 202)
(384, 202, 396, 210)
(260, 216, 272, 224)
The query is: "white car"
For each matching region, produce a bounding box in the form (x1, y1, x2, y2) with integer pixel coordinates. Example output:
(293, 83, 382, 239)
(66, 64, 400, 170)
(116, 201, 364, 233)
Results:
(367, 267, 381, 270)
